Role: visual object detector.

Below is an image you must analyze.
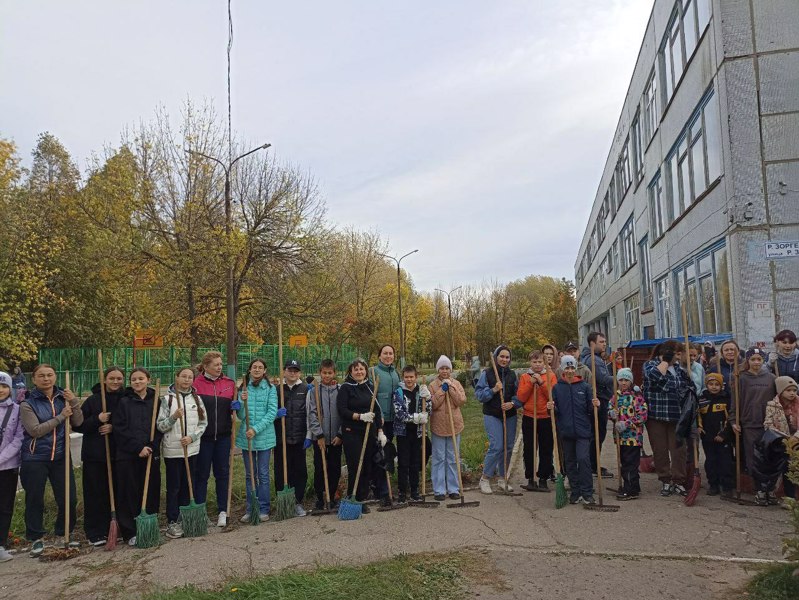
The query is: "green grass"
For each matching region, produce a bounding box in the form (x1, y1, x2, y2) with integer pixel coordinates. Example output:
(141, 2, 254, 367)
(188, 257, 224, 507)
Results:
(8, 389, 491, 543)
(144, 550, 490, 600)
(746, 564, 799, 600)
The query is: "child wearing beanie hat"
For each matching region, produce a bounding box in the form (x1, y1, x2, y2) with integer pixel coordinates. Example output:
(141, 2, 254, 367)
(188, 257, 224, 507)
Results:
(609, 368, 647, 500)
(427, 356, 467, 500)
(698, 373, 734, 496)
(763, 376, 799, 501)
(0, 371, 23, 561)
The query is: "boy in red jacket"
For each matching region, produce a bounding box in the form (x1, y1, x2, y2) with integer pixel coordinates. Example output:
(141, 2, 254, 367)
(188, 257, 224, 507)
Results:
(517, 351, 557, 491)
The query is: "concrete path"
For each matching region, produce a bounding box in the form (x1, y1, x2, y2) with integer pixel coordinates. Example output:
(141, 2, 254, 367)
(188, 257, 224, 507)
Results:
(0, 443, 791, 599)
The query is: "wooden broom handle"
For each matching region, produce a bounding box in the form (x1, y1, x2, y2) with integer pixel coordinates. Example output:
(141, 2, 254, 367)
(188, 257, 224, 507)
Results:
(445, 390, 466, 496)
(64, 370, 71, 546)
(98, 351, 117, 512)
(178, 392, 196, 502)
(590, 350, 603, 504)
(314, 376, 331, 505)
(141, 380, 160, 512)
(547, 378, 562, 474)
(352, 374, 379, 494)
(278, 320, 289, 486)
(490, 353, 509, 479)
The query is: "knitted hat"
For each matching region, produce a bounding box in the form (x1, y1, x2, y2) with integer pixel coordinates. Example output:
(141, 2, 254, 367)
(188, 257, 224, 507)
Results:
(493, 345, 511, 360)
(0, 371, 11, 390)
(616, 368, 633, 382)
(776, 376, 798, 396)
(745, 347, 764, 360)
(705, 373, 724, 386)
(435, 355, 453, 370)
(560, 355, 577, 370)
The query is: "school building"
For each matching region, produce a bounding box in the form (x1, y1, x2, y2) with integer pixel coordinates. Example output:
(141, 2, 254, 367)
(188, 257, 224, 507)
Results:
(575, 0, 799, 351)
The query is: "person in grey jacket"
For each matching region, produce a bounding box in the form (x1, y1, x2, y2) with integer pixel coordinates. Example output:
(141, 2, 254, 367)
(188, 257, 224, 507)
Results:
(306, 359, 343, 510)
(0, 371, 23, 562)
(580, 332, 615, 478)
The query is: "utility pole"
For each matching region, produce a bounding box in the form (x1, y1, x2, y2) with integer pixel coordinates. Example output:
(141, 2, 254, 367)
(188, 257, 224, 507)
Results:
(435, 286, 462, 359)
(379, 249, 418, 366)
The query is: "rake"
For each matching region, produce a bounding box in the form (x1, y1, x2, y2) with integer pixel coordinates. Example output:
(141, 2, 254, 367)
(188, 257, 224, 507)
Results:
(97, 350, 120, 550)
(408, 386, 439, 508)
(527, 383, 549, 493)
(445, 391, 479, 508)
(489, 354, 522, 497)
(135, 379, 161, 548)
(585, 353, 619, 513)
(720, 358, 759, 506)
(243, 381, 261, 526)
(273, 320, 296, 522)
(178, 394, 207, 537)
(312, 377, 336, 515)
(377, 469, 408, 511)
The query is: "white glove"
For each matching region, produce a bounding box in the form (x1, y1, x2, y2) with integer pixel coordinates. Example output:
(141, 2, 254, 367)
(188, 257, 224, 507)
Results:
(411, 413, 421, 425)
(418, 412, 428, 424)
(360, 411, 375, 423)
(768, 351, 777, 365)
(419, 384, 431, 399)
(377, 431, 388, 447)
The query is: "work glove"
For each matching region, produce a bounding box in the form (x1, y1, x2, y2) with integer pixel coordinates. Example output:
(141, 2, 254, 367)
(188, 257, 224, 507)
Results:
(303, 439, 312, 450)
(411, 413, 421, 425)
(662, 349, 675, 363)
(420, 384, 431, 398)
(608, 408, 618, 421)
(230, 400, 242, 411)
(360, 411, 375, 423)
(768, 352, 777, 365)
(276, 407, 287, 419)
(377, 431, 388, 447)
(418, 412, 428, 424)
(633, 385, 641, 393)
(615, 421, 628, 434)
(441, 382, 449, 392)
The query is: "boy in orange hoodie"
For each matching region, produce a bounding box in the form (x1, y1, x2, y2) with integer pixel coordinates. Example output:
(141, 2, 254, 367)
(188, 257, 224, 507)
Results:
(517, 350, 558, 491)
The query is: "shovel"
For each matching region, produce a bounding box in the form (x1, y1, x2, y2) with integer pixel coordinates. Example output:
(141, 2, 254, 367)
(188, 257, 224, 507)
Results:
(584, 353, 619, 513)
(444, 391, 479, 509)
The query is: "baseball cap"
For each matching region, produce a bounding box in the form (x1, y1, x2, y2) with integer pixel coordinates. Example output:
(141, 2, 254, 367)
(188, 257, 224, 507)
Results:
(564, 341, 578, 351)
(284, 359, 301, 370)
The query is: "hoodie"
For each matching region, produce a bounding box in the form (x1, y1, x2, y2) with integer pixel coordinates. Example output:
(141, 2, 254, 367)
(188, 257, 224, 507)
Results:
(730, 369, 776, 429)
(0, 372, 24, 470)
(770, 348, 799, 382)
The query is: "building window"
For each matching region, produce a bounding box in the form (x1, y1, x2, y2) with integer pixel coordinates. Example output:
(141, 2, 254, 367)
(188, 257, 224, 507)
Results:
(655, 276, 672, 337)
(619, 139, 632, 202)
(664, 87, 723, 224)
(631, 114, 643, 183)
(673, 241, 733, 335)
(643, 68, 659, 143)
(648, 172, 666, 239)
(608, 177, 617, 216)
(624, 294, 641, 342)
(659, 0, 713, 106)
(639, 236, 653, 311)
(620, 216, 636, 273)
(611, 239, 620, 280)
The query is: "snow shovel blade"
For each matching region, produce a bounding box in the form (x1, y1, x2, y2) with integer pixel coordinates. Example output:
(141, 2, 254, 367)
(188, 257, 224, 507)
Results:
(583, 502, 620, 512)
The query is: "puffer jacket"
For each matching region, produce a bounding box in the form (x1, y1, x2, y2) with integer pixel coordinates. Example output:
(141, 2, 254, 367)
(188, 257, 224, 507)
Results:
(236, 378, 278, 451)
(114, 387, 163, 460)
(0, 397, 24, 470)
(194, 372, 236, 442)
(475, 367, 518, 419)
(157, 387, 207, 459)
(74, 382, 124, 463)
(373, 362, 400, 423)
(392, 382, 431, 437)
(307, 381, 342, 444)
(276, 380, 309, 445)
(20, 387, 83, 462)
(551, 376, 593, 439)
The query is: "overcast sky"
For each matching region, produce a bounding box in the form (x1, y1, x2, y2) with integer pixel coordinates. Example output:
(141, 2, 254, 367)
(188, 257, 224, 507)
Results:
(0, 0, 652, 292)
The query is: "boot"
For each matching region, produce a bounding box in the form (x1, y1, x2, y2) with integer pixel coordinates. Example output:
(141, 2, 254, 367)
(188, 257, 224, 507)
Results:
(537, 478, 549, 491)
(521, 479, 537, 491)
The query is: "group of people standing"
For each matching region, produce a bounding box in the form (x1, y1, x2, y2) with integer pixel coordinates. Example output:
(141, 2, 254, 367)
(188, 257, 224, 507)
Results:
(0, 328, 796, 562)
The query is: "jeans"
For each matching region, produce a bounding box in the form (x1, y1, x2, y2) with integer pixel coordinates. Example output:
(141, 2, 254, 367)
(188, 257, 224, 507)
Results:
(431, 432, 460, 495)
(20, 460, 77, 540)
(194, 437, 231, 512)
(561, 437, 593, 500)
(482, 414, 516, 478)
(242, 449, 271, 514)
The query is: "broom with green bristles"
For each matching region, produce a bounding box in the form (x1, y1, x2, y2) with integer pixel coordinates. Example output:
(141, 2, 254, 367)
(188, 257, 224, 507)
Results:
(135, 379, 161, 548)
(273, 320, 296, 521)
(547, 378, 568, 509)
(178, 391, 208, 537)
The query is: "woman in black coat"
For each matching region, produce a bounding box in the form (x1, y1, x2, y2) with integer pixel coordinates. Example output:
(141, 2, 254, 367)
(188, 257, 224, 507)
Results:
(337, 359, 387, 511)
(74, 366, 125, 546)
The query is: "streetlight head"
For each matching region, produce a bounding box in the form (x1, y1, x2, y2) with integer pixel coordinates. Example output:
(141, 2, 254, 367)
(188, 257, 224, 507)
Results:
(261, 143, 272, 150)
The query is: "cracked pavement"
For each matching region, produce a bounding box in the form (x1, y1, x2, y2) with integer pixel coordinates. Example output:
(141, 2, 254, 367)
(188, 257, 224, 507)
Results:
(0, 439, 792, 599)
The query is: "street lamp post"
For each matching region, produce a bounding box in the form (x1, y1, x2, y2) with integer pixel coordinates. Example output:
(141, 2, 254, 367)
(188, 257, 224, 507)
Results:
(435, 286, 462, 359)
(379, 249, 418, 366)
(186, 143, 271, 379)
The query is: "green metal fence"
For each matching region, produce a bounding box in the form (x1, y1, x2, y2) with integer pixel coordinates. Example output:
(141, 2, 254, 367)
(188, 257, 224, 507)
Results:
(37, 344, 361, 396)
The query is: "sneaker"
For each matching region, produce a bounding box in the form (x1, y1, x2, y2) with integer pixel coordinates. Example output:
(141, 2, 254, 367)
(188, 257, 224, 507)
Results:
(128, 537, 137, 547)
(569, 496, 581, 505)
(538, 478, 549, 491)
(166, 522, 183, 539)
(479, 477, 493, 495)
(0, 546, 12, 562)
(755, 491, 768, 506)
(766, 492, 780, 506)
(29, 539, 44, 558)
(660, 482, 673, 497)
(397, 493, 407, 504)
(217, 512, 227, 527)
(295, 504, 307, 517)
(707, 486, 720, 496)
(380, 497, 392, 508)
(549, 474, 557, 483)
(53, 537, 80, 549)
(521, 480, 537, 491)
(315, 499, 325, 511)
(600, 467, 614, 479)
(410, 492, 422, 502)
(672, 484, 688, 497)
(89, 537, 107, 547)
(259, 513, 270, 522)
(361, 504, 370, 514)
(434, 494, 446, 501)
(616, 492, 638, 501)
(240, 513, 252, 523)
(582, 495, 597, 505)
(448, 493, 460, 500)
(497, 478, 514, 492)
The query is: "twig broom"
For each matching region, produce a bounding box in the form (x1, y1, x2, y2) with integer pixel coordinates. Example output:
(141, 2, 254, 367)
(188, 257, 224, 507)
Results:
(178, 393, 207, 537)
(135, 379, 161, 548)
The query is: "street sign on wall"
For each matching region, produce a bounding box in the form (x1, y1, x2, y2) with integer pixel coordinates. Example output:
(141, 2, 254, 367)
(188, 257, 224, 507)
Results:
(764, 241, 799, 259)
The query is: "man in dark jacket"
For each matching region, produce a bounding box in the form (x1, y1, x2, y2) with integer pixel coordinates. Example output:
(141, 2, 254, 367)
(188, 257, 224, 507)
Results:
(581, 332, 615, 478)
(548, 355, 600, 504)
(275, 359, 310, 517)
